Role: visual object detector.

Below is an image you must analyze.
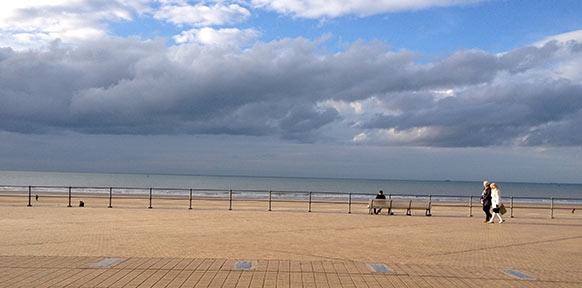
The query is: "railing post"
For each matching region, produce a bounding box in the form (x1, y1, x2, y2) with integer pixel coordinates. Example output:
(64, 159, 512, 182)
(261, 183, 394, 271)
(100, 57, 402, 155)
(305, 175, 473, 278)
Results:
(27, 186, 32, 207)
(268, 190, 272, 211)
(348, 193, 352, 214)
(67, 186, 72, 207)
(189, 189, 193, 210)
(469, 196, 473, 217)
(510, 197, 514, 218)
(108, 187, 113, 208)
(148, 188, 153, 209)
(229, 189, 233, 210)
(308, 192, 312, 212)
(550, 197, 554, 219)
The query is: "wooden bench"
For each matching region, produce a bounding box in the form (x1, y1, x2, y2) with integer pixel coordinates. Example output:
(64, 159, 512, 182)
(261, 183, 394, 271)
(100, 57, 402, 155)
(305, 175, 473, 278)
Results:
(389, 200, 412, 215)
(408, 200, 432, 216)
(368, 199, 431, 216)
(368, 199, 391, 214)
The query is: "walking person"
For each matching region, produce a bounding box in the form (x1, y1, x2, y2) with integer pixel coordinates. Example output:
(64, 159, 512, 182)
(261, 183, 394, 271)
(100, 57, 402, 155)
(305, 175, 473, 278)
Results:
(489, 183, 505, 223)
(480, 181, 492, 223)
(374, 190, 386, 214)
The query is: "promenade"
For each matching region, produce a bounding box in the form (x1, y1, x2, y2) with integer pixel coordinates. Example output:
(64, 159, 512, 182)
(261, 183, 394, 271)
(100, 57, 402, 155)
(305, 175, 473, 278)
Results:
(0, 204, 580, 287)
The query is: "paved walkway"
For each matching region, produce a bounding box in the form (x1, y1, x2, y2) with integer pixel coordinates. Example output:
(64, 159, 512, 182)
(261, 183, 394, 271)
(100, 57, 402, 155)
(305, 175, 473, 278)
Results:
(1, 255, 580, 287)
(0, 205, 581, 287)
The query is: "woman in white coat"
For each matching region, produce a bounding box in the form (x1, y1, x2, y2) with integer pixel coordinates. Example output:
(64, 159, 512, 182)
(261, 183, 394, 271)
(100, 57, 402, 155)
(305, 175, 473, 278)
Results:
(489, 183, 505, 224)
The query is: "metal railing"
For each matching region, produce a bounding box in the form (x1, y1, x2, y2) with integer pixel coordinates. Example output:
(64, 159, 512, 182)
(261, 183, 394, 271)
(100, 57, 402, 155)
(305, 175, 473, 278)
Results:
(0, 185, 580, 219)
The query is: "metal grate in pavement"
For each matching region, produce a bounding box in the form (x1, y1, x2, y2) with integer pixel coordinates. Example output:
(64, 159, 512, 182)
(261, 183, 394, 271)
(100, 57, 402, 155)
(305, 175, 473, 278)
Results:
(504, 270, 537, 280)
(369, 263, 392, 273)
(93, 258, 123, 268)
(235, 260, 255, 270)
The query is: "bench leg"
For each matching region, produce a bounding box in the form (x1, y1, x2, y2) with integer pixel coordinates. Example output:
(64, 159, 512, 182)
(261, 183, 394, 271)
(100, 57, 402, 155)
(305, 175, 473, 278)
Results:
(406, 209, 411, 216)
(370, 207, 387, 215)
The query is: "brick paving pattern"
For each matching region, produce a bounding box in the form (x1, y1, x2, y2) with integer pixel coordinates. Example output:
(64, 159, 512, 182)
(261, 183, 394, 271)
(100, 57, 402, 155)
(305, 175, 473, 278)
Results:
(0, 204, 580, 287)
(1, 255, 580, 287)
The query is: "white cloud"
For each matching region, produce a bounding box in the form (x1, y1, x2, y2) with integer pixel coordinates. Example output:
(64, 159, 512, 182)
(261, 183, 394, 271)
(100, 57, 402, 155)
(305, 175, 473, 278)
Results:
(154, 3, 251, 27)
(533, 30, 582, 83)
(174, 27, 260, 46)
(251, 0, 482, 18)
(351, 127, 442, 145)
(352, 132, 367, 142)
(0, 1, 256, 49)
(535, 30, 582, 47)
(0, 0, 149, 49)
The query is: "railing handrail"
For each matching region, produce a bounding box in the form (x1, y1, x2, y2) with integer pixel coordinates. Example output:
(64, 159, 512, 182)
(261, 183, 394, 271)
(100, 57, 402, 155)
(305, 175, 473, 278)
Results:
(1, 185, 581, 201)
(0, 184, 580, 219)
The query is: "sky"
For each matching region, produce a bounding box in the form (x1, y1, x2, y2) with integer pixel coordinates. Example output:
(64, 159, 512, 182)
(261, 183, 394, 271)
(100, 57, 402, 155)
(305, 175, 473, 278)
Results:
(1, 0, 581, 184)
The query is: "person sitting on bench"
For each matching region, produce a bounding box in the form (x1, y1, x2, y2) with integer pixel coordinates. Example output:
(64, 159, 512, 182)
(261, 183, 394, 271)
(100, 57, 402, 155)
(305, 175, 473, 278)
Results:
(374, 190, 386, 214)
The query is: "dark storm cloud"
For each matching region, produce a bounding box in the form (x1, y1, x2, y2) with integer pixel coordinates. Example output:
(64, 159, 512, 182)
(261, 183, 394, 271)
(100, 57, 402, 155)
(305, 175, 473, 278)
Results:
(363, 79, 582, 147)
(0, 37, 580, 146)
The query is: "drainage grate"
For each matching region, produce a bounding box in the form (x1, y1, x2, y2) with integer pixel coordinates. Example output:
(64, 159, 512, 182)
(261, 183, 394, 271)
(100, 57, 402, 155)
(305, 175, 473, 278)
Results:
(369, 264, 391, 273)
(94, 258, 122, 268)
(504, 270, 536, 280)
(235, 261, 255, 270)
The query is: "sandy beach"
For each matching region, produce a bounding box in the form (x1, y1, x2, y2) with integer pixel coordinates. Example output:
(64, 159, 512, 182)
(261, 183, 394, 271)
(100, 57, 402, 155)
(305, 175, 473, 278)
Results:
(1, 198, 581, 287)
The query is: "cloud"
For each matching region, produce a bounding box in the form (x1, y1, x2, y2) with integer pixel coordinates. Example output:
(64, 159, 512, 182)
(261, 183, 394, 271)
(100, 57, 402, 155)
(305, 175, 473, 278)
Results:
(0, 1, 148, 49)
(361, 79, 582, 147)
(535, 30, 582, 47)
(0, 1, 488, 50)
(1, 29, 581, 148)
(174, 27, 260, 46)
(250, 0, 483, 18)
(154, 3, 251, 27)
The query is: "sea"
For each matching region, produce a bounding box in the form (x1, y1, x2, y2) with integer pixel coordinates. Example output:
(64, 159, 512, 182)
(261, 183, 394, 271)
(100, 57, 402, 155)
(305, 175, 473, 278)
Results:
(0, 170, 581, 203)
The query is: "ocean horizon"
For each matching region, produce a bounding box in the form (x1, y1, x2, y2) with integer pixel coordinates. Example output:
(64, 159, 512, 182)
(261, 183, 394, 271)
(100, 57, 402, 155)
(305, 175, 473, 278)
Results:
(1, 170, 581, 203)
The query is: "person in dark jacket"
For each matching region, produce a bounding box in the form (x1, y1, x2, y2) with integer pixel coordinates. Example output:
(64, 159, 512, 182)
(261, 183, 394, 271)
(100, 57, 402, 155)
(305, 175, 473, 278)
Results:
(374, 190, 386, 214)
(480, 181, 492, 222)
